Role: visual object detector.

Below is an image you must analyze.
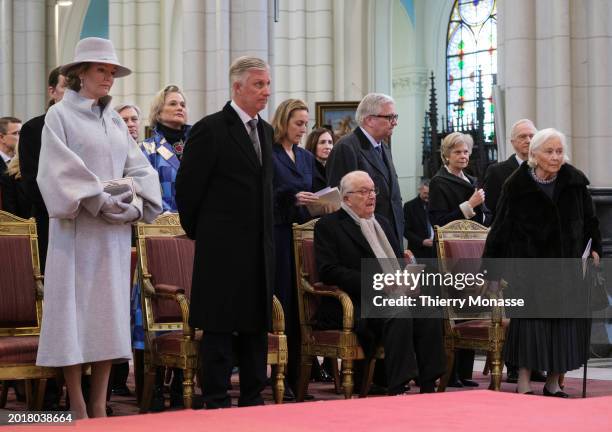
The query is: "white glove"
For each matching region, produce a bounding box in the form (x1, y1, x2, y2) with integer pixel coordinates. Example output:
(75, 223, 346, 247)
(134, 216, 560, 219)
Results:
(101, 201, 140, 225)
(100, 191, 133, 215)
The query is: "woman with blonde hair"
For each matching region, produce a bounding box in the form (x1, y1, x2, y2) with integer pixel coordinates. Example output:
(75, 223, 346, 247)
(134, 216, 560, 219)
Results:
(271, 98, 318, 399)
(140, 85, 191, 212)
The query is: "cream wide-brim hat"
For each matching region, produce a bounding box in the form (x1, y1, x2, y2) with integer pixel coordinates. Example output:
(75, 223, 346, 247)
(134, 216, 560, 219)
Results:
(61, 37, 131, 78)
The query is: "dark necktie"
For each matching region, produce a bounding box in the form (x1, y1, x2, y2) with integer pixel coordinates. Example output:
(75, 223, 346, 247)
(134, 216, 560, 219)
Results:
(247, 118, 262, 164)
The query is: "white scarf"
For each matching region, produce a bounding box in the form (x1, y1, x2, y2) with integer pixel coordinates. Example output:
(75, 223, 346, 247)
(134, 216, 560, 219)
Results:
(340, 202, 400, 275)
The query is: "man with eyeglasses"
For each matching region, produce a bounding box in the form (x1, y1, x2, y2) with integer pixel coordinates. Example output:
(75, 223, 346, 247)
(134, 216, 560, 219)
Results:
(314, 170, 446, 394)
(0, 117, 22, 211)
(483, 119, 537, 222)
(326, 93, 404, 245)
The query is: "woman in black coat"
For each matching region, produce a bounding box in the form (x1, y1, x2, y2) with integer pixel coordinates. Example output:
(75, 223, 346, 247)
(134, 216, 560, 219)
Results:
(483, 128, 601, 396)
(305, 127, 336, 192)
(428, 132, 490, 228)
(428, 132, 490, 387)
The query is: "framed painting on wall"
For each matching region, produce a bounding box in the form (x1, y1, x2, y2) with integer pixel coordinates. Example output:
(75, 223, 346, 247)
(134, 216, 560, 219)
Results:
(315, 101, 360, 139)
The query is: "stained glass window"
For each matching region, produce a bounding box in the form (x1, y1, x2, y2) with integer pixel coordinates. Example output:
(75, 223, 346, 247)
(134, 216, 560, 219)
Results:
(446, 0, 497, 141)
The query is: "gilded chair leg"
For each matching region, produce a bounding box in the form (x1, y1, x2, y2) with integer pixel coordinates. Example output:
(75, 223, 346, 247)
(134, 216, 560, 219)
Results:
(296, 355, 313, 402)
(24, 380, 33, 410)
(331, 359, 341, 394)
(341, 359, 354, 399)
(274, 364, 285, 404)
(33, 379, 47, 410)
(139, 364, 156, 413)
(360, 358, 376, 398)
(483, 352, 491, 375)
(489, 348, 503, 391)
(183, 367, 194, 409)
(0, 381, 8, 408)
(438, 348, 455, 392)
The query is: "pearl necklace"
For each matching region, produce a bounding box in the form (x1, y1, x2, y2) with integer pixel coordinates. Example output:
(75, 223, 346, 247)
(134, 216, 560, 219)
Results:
(529, 167, 557, 184)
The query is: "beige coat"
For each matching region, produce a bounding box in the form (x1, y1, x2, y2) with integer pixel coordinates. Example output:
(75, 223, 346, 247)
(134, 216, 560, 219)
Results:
(36, 89, 162, 367)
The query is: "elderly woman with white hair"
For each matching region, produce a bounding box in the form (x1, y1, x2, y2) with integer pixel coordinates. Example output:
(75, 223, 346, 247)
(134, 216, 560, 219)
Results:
(483, 128, 601, 396)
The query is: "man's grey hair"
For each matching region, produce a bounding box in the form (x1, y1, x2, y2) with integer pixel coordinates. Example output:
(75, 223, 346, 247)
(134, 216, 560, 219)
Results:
(510, 118, 537, 140)
(229, 56, 269, 97)
(339, 170, 371, 198)
(355, 93, 394, 126)
(114, 103, 142, 118)
(527, 128, 570, 168)
(418, 178, 430, 189)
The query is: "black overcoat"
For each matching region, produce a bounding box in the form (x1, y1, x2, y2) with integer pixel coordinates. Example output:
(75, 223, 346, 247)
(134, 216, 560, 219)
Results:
(428, 166, 491, 228)
(18, 114, 50, 270)
(483, 154, 520, 221)
(326, 127, 404, 244)
(175, 102, 275, 332)
(483, 162, 601, 260)
(403, 196, 435, 258)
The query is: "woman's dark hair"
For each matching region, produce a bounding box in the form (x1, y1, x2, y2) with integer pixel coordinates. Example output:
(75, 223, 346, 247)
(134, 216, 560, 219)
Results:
(64, 63, 90, 92)
(305, 127, 337, 155)
(48, 66, 62, 88)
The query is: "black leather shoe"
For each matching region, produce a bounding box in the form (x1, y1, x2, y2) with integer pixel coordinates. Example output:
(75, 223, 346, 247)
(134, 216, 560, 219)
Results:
(111, 385, 132, 397)
(543, 386, 569, 398)
(531, 371, 547, 382)
(506, 370, 518, 384)
(312, 368, 334, 382)
(460, 379, 479, 387)
(515, 389, 534, 395)
(283, 387, 296, 401)
(446, 379, 464, 388)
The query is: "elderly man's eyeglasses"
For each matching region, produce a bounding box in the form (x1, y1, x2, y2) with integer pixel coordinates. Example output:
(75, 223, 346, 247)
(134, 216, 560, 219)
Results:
(347, 187, 379, 197)
(372, 114, 399, 122)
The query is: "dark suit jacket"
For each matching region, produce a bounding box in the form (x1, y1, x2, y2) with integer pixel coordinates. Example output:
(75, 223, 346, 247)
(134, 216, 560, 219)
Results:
(0, 173, 31, 219)
(272, 143, 314, 226)
(403, 196, 435, 258)
(428, 166, 491, 228)
(483, 155, 520, 221)
(315, 209, 402, 306)
(326, 127, 404, 245)
(0, 158, 7, 208)
(176, 102, 275, 332)
(17, 114, 49, 271)
(312, 159, 327, 193)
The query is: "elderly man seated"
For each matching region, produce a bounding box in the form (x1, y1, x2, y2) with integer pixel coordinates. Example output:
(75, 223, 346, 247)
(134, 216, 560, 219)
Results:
(314, 170, 445, 394)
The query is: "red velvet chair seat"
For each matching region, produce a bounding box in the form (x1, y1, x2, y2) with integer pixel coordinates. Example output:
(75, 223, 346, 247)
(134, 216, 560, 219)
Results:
(454, 319, 509, 339)
(0, 336, 39, 364)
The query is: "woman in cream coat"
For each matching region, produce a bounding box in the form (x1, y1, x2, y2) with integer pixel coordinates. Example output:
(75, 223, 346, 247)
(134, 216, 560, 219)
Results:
(36, 38, 162, 418)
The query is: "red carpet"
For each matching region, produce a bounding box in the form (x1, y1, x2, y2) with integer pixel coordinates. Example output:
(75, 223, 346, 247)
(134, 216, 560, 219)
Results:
(11, 390, 612, 431)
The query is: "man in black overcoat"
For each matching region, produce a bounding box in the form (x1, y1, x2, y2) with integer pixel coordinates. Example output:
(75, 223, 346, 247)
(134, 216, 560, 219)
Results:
(403, 179, 435, 259)
(483, 119, 536, 221)
(175, 56, 275, 408)
(18, 67, 66, 272)
(326, 93, 404, 245)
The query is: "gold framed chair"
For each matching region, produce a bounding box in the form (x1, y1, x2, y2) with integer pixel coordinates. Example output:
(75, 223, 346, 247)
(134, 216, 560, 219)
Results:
(292, 219, 381, 401)
(136, 214, 287, 412)
(434, 219, 506, 391)
(0, 210, 59, 410)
